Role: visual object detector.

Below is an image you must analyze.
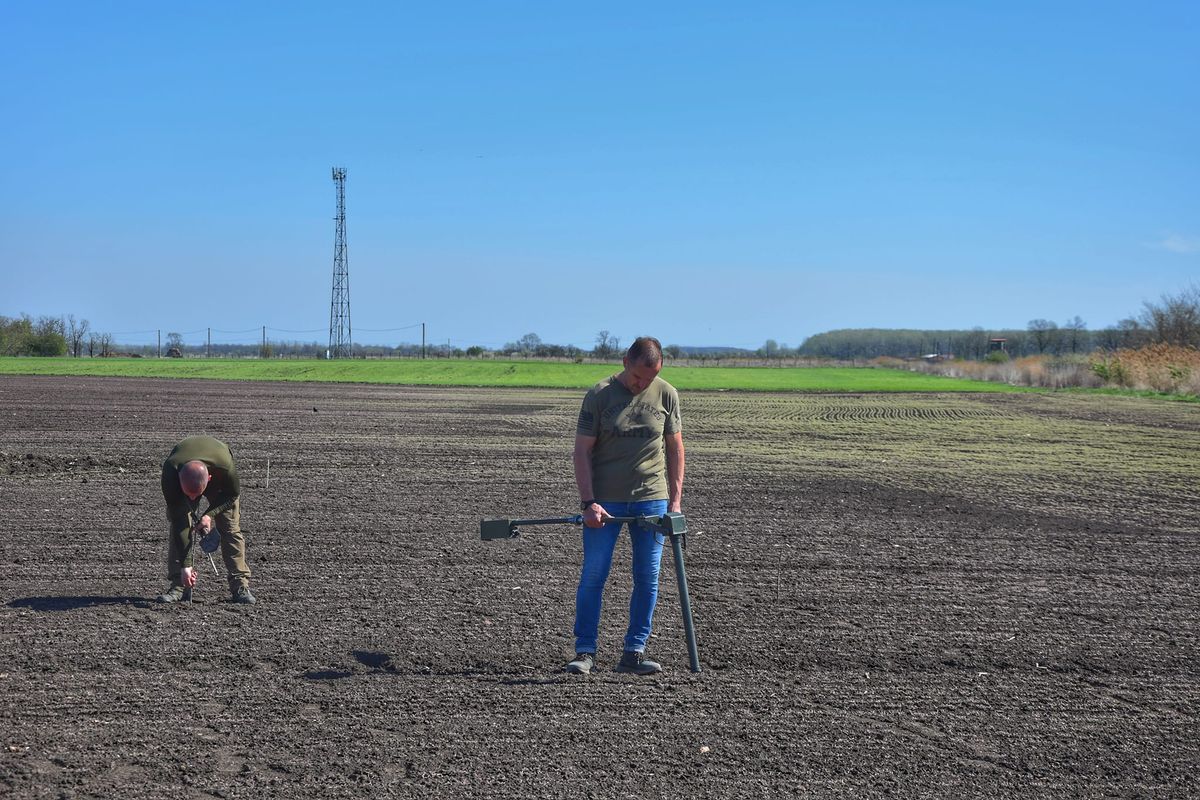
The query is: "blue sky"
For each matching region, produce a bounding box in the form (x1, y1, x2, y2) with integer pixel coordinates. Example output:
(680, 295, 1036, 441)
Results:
(2, 2, 1197, 350)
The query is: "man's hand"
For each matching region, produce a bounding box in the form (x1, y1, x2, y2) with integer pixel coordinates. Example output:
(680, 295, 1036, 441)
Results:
(198, 515, 213, 534)
(180, 566, 197, 588)
(583, 503, 610, 529)
(669, 500, 682, 514)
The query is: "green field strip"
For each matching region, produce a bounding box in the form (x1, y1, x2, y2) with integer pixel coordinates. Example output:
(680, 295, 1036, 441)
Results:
(0, 357, 1023, 393)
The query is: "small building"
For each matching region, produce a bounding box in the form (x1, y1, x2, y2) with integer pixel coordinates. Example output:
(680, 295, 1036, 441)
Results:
(989, 338, 1007, 352)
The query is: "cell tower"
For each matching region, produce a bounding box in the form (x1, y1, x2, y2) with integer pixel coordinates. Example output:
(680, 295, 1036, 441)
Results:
(328, 167, 352, 358)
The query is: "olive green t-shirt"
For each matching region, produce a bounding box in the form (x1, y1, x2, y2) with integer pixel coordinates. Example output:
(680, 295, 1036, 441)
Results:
(576, 374, 682, 502)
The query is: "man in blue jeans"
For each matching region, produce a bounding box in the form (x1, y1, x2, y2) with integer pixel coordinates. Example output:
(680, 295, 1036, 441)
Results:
(567, 336, 685, 675)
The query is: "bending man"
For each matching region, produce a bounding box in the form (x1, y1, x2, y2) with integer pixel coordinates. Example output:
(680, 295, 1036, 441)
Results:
(567, 336, 685, 675)
(157, 435, 255, 604)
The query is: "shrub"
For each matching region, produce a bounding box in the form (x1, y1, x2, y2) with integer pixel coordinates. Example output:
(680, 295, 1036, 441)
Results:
(1089, 344, 1200, 394)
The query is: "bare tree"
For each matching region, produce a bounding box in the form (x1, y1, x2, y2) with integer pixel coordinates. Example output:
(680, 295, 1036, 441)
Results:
(1117, 318, 1149, 349)
(966, 326, 989, 360)
(65, 315, 90, 357)
(1063, 315, 1087, 354)
(1027, 319, 1060, 354)
(1139, 285, 1200, 347)
(517, 332, 542, 354)
(594, 330, 614, 359)
(96, 332, 114, 357)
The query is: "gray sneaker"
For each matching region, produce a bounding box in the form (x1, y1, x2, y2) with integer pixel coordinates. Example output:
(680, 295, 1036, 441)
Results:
(231, 586, 256, 605)
(157, 585, 188, 603)
(615, 651, 661, 675)
(565, 652, 595, 674)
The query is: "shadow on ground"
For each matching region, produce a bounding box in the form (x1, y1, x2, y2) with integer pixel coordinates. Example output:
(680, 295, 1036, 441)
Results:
(8, 596, 154, 612)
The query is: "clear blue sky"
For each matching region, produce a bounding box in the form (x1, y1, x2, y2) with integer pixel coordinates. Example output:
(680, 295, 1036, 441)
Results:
(2, 2, 1197, 351)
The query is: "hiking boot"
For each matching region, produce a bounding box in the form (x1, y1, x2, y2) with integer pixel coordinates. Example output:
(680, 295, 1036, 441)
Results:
(157, 585, 188, 603)
(231, 585, 256, 605)
(565, 652, 595, 674)
(615, 651, 661, 675)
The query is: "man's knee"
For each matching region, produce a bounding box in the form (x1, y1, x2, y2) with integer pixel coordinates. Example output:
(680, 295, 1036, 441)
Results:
(579, 563, 612, 589)
(632, 566, 661, 589)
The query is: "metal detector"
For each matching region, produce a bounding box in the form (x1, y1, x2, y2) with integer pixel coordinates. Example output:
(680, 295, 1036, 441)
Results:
(481, 511, 701, 673)
(174, 507, 222, 603)
(192, 511, 221, 576)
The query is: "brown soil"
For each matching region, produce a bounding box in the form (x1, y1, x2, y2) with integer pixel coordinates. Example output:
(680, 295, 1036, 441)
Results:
(0, 375, 1196, 798)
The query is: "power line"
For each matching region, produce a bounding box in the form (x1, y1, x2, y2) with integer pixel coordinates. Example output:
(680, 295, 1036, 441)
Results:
(356, 323, 422, 332)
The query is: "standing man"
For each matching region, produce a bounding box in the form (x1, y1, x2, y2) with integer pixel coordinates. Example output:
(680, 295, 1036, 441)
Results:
(567, 336, 684, 675)
(157, 435, 256, 604)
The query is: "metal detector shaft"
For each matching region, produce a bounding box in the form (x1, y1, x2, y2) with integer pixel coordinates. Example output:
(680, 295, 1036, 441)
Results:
(192, 522, 220, 575)
(513, 516, 585, 526)
(667, 531, 701, 673)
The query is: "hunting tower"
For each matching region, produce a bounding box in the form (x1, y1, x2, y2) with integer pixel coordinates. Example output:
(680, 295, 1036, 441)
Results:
(328, 167, 352, 358)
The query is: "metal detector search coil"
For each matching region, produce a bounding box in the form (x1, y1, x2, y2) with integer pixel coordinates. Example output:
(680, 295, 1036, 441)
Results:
(200, 530, 221, 554)
(479, 511, 700, 673)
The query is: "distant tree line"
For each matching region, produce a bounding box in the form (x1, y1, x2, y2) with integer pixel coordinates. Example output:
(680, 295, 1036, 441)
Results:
(5, 285, 1196, 361)
(794, 285, 1199, 361)
(0, 314, 125, 358)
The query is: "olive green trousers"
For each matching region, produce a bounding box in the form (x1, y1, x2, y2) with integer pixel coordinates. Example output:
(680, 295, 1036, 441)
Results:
(166, 498, 251, 592)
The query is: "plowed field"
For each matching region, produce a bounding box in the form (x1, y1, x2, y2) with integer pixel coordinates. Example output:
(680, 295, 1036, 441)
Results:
(1, 375, 1197, 798)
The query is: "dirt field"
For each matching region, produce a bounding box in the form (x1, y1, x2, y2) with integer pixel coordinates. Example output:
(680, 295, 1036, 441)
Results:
(1, 375, 1197, 798)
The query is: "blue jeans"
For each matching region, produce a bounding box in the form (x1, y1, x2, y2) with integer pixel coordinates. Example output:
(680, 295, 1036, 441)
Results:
(573, 499, 667, 654)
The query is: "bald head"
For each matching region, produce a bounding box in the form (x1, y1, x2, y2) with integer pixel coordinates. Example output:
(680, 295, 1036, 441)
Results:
(179, 460, 210, 500)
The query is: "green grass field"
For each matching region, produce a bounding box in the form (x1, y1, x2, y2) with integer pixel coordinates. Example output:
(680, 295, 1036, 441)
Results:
(0, 356, 1023, 392)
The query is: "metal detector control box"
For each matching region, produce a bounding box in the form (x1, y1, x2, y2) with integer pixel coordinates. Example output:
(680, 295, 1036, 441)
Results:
(655, 511, 687, 535)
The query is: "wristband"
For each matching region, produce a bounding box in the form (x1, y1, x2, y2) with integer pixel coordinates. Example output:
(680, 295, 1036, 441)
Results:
(581, 499, 596, 511)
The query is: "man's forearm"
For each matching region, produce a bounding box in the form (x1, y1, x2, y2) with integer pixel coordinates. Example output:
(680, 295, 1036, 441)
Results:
(666, 435, 685, 507)
(173, 525, 196, 568)
(573, 450, 595, 502)
(203, 495, 237, 519)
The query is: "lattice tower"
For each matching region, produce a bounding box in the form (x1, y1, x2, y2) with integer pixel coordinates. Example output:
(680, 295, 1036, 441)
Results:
(328, 167, 352, 358)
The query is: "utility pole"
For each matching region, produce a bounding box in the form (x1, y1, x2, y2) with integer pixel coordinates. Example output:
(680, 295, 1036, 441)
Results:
(421, 322, 426, 359)
(157, 330, 161, 358)
(328, 167, 352, 359)
(262, 326, 267, 358)
(207, 328, 211, 358)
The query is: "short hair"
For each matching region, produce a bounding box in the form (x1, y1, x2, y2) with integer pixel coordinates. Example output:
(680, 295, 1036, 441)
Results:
(626, 336, 664, 367)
